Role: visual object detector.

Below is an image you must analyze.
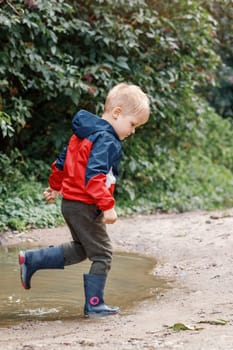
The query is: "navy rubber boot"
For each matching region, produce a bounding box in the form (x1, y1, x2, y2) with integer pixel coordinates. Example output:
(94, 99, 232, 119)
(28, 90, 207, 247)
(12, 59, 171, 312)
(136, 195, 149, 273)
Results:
(83, 273, 119, 317)
(19, 246, 64, 289)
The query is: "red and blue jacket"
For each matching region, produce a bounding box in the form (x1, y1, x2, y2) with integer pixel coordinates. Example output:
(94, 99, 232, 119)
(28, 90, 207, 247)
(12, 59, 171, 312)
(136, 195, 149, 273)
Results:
(49, 110, 122, 211)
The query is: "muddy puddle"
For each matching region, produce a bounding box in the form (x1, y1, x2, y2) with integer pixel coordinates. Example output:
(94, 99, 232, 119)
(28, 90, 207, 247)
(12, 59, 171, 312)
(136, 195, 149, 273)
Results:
(0, 247, 168, 326)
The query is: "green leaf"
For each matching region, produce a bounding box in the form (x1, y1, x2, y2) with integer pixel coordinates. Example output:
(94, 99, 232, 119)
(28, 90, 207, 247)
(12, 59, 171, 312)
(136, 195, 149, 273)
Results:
(169, 323, 192, 332)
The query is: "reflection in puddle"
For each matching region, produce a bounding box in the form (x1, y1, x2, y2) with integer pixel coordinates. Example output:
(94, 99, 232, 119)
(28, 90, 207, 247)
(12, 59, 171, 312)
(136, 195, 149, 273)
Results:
(0, 247, 169, 326)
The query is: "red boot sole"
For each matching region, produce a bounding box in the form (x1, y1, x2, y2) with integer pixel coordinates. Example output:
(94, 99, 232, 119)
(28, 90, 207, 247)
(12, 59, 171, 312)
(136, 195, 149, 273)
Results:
(19, 252, 28, 289)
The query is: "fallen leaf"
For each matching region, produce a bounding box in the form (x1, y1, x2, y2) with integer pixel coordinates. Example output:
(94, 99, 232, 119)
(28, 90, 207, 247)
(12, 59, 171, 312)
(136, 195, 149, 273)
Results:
(169, 323, 204, 332)
(198, 319, 227, 326)
(169, 323, 192, 332)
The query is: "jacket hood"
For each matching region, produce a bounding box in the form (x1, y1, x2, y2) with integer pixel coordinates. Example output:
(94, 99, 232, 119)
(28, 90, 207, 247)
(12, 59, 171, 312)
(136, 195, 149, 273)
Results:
(72, 109, 118, 139)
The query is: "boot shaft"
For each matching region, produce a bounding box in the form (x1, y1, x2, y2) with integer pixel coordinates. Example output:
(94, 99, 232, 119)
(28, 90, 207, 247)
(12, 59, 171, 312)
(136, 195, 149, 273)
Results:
(19, 245, 64, 289)
(83, 273, 119, 317)
(25, 246, 64, 270)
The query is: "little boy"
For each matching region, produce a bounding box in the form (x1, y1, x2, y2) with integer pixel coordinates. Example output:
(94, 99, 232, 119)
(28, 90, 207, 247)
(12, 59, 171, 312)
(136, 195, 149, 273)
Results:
(19, 83, 150, 317)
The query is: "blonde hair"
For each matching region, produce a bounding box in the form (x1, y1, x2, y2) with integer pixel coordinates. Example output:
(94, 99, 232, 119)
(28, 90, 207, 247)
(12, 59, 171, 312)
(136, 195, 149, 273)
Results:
(104, 83, 150, 119)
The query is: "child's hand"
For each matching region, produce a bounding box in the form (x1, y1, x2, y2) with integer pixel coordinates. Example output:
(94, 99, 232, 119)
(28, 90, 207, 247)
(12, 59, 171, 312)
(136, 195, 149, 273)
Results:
(102, 207, 117, 224)
(43, 187, 59, 204)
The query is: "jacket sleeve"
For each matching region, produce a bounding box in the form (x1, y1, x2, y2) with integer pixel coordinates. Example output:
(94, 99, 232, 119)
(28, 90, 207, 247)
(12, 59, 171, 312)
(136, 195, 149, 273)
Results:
(48, 146, 67, 191)
(85, 134, 121, 211)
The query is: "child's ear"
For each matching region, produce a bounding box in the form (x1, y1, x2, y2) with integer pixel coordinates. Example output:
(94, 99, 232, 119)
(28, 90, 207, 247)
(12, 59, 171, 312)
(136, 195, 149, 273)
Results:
(112, 106, 122, 119)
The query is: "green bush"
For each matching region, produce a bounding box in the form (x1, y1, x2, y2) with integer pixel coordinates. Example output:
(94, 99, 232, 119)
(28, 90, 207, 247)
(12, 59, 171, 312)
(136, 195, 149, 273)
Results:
(1, 195, 63, 232)
(117, 103, 233, 212)
(200, 0, 233, 118)
(0, 151, 63, 231)
(0, 178, 64, 232)
(0, 0, 219, 158)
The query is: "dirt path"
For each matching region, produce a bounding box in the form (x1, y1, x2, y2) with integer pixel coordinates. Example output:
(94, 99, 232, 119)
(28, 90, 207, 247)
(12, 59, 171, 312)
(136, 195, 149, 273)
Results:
(1, 209, 233, 350)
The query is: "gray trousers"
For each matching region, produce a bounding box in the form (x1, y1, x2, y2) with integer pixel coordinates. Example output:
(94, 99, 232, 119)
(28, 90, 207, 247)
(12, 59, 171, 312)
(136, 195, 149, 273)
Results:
(61, 198, 112, 275)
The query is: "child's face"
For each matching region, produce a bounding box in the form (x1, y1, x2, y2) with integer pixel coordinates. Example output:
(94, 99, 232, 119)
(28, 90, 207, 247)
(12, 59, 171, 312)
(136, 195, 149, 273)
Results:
(112, 108, 148, 141)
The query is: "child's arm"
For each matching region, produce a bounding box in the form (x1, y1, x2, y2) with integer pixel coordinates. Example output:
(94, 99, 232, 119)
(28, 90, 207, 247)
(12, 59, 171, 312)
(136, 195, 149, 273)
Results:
(85, 134, 121, 212)
(43, 187, 59, 204)
(48, 146, 67, 191)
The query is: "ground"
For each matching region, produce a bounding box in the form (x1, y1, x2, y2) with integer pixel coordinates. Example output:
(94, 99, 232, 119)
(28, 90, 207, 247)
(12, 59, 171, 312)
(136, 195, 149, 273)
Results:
(1, 209, 233, 350)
